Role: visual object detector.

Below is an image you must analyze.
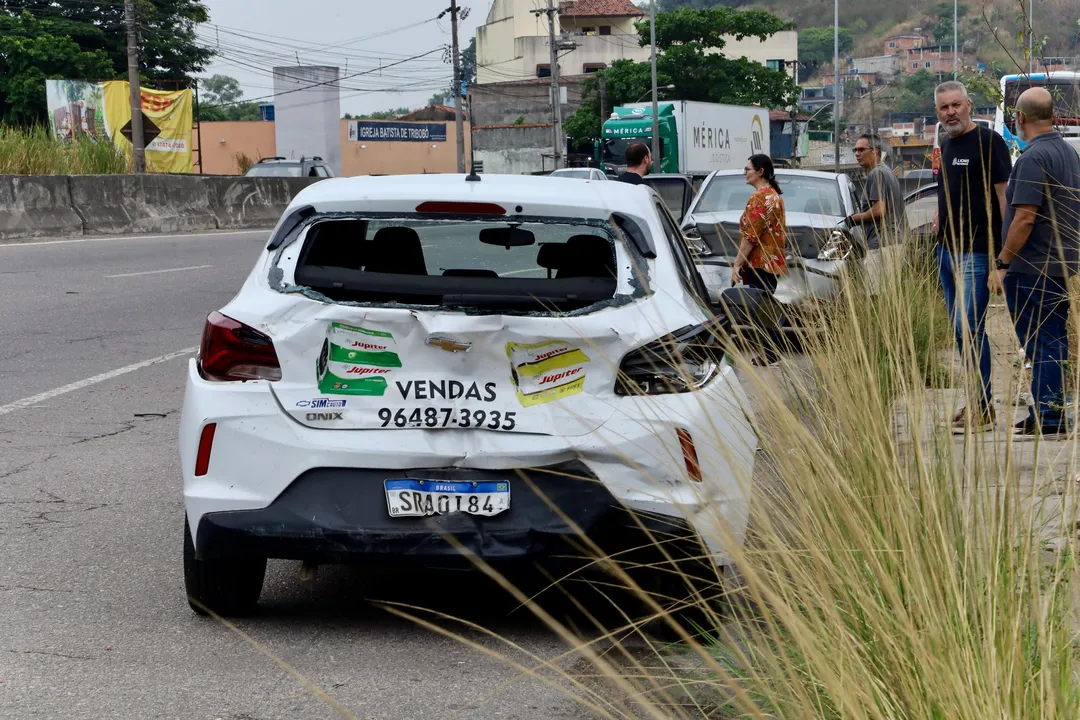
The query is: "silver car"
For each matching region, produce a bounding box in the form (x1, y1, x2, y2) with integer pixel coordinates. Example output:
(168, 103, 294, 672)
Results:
(679, 169, 866, 322)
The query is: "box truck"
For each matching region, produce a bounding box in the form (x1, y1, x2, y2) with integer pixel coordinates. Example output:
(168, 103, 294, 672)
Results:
(595, 100, 769, 177)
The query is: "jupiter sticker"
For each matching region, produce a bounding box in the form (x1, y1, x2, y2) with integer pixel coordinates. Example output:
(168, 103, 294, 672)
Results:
(317, 322, 401, 396)
(506, 340, 590, 407)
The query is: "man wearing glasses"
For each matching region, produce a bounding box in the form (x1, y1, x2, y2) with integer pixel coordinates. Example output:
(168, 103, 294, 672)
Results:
(845, 133, 904, 295)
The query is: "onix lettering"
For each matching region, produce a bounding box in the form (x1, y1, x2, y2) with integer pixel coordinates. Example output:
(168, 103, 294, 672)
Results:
(306, 412, 343, 421)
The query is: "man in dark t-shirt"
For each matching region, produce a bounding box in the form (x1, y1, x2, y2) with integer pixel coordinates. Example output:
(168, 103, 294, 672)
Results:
(615, 142, 651, 185)
(933, 80, 1012, 433)
(991, 87, 1080, 436)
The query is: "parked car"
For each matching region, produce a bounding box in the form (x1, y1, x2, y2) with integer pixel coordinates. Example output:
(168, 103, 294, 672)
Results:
(245, 156, 335, 178)
(676, 169, 867, 324)
(548, 167, 608, 181)
(904, 182, 938, 253)
(180, 173, 762, 615)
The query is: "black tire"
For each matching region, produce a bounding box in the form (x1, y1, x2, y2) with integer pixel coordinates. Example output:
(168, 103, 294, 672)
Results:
(183, 518, 266, 617)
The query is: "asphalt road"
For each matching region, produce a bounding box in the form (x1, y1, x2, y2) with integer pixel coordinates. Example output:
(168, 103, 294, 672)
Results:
(0, 231, 606, 720)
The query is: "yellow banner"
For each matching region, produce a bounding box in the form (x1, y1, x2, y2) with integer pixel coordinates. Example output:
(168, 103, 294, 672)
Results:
(102, 82, 194, 173)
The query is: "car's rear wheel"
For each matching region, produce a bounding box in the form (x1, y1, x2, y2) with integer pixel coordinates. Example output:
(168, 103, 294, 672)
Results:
(183, 518, 266, 617)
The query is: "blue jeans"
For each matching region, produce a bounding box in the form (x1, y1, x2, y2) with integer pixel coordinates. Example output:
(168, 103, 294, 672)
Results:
(1005, 272, 1070, 430)
(937, 246, 993, 411)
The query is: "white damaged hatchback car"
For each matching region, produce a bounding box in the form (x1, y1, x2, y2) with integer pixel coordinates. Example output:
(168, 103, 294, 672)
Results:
(180, 173, 758, 615)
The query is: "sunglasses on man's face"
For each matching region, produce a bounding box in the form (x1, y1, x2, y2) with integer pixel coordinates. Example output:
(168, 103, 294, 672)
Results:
(853, 146, 871, 153)
(743, 166, 756, 173)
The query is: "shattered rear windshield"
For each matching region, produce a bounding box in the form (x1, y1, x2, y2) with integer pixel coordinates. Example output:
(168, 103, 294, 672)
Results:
(285, 217, 624, 313)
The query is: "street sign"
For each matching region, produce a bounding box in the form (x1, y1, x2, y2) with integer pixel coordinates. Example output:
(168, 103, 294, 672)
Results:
(120, 112, 161, 146)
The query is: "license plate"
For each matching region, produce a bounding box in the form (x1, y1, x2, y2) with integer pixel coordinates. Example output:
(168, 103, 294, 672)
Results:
(384, 479, 510, 518)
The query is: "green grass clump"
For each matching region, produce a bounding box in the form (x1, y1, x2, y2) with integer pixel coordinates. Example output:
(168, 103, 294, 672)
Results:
(0, 124, 129, 175)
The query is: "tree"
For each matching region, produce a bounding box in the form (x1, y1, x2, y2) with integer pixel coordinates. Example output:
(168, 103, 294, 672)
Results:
(564, 7, 799, 144)
(0, 12, 113, 124)
(461, 37, 476, 86)
(195, 74, 261, 121)
(0, 0, 213, 82)
(798, 26, 854, 83)
(362, 107, 414, 120)
(427, 92, 450, 108)
(201, 74, 243, 105)
(931, 2, 967, 47)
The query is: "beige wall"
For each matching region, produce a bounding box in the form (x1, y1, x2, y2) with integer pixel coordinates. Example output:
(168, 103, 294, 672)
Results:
(195, 121, 277, 175)
(340, 119, 471, 176)
(195, 119, 470, 176)
(715, 30, 799, 82)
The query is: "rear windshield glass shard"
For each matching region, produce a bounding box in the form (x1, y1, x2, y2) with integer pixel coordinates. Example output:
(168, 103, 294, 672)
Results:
(281, 216, 626, 314)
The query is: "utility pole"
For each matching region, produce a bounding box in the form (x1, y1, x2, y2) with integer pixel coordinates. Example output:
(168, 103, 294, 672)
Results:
(649, 0, 659, 169)
(542, 0, 562, 169)
(1027, 0, 1033, 74)
(833, 0, 840, 173)
(599, 75, 607, 133)
(125, 0, 145, 173)
(449, 0, 465, 173)
(953, 0, 958, 79)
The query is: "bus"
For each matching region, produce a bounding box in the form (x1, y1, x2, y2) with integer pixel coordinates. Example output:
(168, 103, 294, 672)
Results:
(994, 71, 1080, 159)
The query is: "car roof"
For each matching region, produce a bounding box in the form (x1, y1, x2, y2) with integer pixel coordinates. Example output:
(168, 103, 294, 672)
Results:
(706, 168, 841, 181)
(285, 173, 656, 218)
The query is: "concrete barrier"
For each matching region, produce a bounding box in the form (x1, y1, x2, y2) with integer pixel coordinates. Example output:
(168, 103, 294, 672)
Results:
(0, 175, 83, 241)
(205, 176, 321, 229)
(69, 175, 216, 235)
(1, 174, 327, 241)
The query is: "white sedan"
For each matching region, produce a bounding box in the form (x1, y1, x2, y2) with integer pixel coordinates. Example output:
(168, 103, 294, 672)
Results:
(179, 174, 758, 615)
(548, 167, 609, 181)
(680, 169, 867, 324)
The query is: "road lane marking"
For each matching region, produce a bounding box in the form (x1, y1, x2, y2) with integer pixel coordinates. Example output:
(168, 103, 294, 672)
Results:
(106, 264, 213, 278)
(0, 230, 268, 249)
(0, 347, 198, 417)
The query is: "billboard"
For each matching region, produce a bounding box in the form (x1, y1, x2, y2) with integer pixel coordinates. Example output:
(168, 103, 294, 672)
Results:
(45, 80, 194, 173)
(347, 120, 447, 143)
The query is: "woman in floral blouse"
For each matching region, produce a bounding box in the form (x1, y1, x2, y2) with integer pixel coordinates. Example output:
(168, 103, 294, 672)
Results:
(734, 154, 787, 364)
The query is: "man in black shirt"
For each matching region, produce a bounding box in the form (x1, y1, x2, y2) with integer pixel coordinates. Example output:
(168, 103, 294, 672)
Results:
(991, 87, 1080, 436)
(933, 80, 1012, 433)
(615, 142, 652, 185)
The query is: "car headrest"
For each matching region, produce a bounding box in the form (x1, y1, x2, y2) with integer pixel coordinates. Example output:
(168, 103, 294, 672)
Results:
(536, 242, 570, 270)
(562, 234, 616, 278)
(367, 226, 427, 275)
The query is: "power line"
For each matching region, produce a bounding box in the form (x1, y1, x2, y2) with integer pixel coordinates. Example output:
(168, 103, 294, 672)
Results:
(201, 47, 447, 108)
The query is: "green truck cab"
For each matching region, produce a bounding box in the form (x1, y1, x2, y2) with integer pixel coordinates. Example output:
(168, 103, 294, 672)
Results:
(596, 105, 678, 175)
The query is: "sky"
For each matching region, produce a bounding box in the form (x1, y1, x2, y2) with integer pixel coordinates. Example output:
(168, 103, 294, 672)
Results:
(199, 0, 485, 116)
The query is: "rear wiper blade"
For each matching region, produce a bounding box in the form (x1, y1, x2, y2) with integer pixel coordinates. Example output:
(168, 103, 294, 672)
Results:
(442, 294, 570, 305)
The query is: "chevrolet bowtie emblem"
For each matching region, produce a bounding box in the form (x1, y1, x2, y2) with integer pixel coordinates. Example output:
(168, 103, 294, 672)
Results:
(426, 335, 471, 352)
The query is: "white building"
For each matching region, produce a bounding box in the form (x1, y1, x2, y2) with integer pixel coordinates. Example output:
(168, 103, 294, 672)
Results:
(476, 0, 649, 84)
(476, 0, 797, 85)
(272, 65, 342, 175)
(846, 54, 901, 82)
(716, 31, 799, 83)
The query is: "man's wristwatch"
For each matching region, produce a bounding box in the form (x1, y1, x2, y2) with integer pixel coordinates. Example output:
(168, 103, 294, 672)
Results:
(995, 257, 1010, 270)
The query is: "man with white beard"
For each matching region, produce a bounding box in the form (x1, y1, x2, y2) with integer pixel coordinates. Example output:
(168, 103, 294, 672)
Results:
(932, 80, 1012, 433)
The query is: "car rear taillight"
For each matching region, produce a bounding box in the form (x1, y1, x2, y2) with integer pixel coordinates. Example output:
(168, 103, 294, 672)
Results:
(199, 311, 281, 382)
(615, 325, 720, 396)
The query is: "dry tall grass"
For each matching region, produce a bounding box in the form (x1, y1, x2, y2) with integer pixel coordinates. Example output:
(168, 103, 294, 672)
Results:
(0, 125, 129, 175)
(380, 242, 1079, 718)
